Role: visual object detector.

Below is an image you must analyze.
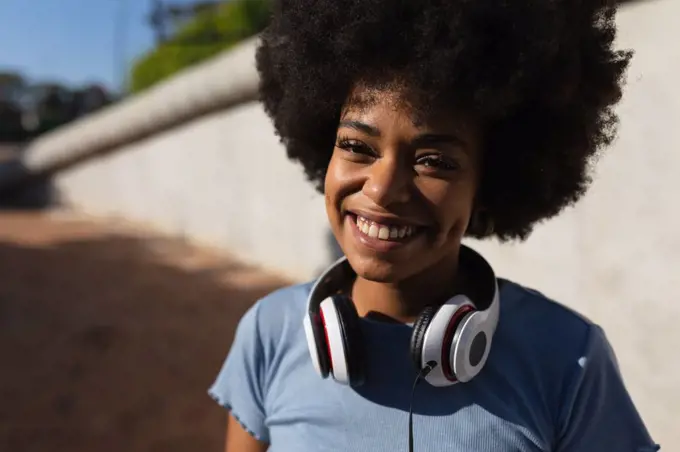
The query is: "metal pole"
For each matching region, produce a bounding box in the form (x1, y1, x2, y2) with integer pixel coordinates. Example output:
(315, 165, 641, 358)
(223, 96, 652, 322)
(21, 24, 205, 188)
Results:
(114, 0, 129, 93)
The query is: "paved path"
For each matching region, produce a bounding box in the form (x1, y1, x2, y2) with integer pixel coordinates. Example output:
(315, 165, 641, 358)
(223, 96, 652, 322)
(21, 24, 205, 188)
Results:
(0, 211, 287, 452)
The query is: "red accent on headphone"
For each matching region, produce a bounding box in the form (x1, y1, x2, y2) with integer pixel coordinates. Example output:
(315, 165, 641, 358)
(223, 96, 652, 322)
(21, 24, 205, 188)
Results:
(441, 305, 476, 382)
(318, 311, 334, 372)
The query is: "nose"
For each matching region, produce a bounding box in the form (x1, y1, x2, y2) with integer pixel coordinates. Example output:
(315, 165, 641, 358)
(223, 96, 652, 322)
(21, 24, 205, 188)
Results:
(361, 156, 411, 207)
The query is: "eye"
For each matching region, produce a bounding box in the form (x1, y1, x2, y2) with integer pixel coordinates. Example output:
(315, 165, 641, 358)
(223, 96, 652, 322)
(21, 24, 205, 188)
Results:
(336, 137, 376, 160)
(416, 154, 459, 171)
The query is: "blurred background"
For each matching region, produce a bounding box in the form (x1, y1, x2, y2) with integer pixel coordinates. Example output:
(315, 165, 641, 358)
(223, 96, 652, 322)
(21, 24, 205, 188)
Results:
(0, 0, 678, 451)
(0, 0, 269, 141)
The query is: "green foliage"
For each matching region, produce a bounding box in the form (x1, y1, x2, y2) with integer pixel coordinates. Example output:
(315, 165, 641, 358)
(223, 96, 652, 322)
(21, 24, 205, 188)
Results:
(0, 72, 25, 86)
(0, 71, 25, 102)
(130, 0, 271, 94)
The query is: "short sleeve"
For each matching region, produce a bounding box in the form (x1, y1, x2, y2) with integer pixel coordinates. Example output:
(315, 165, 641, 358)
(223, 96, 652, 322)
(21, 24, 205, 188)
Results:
(208, 302, 270, 443)
(557, 325, 660, 452)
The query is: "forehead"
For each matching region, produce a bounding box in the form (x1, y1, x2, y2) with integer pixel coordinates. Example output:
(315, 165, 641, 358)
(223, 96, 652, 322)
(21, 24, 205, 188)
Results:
(341, 83, 477, 134)
(343, 82, 419, 119)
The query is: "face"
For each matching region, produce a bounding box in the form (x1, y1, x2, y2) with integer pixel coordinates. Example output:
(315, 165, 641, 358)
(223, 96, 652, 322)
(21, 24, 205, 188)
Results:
(324, 85, 483, 284)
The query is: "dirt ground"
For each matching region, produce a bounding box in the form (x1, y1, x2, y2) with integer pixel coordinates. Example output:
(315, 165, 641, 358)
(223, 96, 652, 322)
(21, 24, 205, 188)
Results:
(0, 211, 288, 452)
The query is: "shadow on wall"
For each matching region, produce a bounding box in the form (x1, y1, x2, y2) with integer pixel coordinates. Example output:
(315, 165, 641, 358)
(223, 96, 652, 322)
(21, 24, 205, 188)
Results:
(0, 234, 286, 452)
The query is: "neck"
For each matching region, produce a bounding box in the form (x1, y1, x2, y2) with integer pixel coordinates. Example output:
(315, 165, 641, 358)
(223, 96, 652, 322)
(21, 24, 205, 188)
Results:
(350, 252, 462, 324)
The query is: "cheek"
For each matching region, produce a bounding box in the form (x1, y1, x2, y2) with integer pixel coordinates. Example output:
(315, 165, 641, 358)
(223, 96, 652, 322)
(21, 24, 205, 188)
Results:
(325, 155, 364, 207)
(324, 191, 333, 214)
(324, 155, 342, 206)
(324, 155, 354, 222)
(324, 156, 337, 196)
(420, 179, 476, 234)
(324, 174, 340, 226)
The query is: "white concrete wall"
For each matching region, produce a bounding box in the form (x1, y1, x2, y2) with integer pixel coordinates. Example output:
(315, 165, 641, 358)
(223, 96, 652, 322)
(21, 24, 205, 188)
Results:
(27, 0, 680, 448)
(53, 102, 330, 279)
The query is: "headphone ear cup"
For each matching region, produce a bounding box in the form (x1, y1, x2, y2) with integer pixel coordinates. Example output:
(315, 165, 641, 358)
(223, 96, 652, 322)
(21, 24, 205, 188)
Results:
(409, 305, 438, 370)
(415, 297, 477, 386)
(304, 303, 331, 379)
(331, 295, 365, 386)
(319, 295, 364, 386)
(451, 311, 493, 383)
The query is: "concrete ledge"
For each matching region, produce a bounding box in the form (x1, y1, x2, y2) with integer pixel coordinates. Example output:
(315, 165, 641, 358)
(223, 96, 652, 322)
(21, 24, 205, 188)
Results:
(0, 36, 260, 190)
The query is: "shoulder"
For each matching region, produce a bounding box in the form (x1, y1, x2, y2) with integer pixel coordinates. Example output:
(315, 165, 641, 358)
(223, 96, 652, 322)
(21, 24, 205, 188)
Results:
(500, 279, 592, 322)
(499, 279, 595, 333)
(248, 281, 312, 321)
(498, 281, 662, 450)
(237, 281, 313, 346)
(495, 279, 600, 373)
(208, 282, 315, 443)
(216, 281, 314, 393)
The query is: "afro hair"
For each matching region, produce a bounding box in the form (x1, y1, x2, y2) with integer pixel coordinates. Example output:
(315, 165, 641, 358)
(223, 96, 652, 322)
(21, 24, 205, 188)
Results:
(255, 0, 632, 240)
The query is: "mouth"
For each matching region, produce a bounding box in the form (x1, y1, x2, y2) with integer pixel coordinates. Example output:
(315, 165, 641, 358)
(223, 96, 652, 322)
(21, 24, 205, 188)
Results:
(346, 213, 426, 252)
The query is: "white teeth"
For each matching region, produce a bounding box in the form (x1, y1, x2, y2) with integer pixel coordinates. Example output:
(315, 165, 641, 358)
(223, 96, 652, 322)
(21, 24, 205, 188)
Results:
(354, 215, 418, 242)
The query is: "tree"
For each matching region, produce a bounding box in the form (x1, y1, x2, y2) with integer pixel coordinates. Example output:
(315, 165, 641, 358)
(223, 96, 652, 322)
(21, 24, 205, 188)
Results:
(0, 72, 27, 141)
(0, 71, 25, 103)
(18, 82, 76, 135)
(130, 0, 271, 93)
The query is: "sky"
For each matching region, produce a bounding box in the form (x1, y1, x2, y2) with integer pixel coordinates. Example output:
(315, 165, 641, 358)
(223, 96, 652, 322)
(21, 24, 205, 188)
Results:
(0, 0, 198, 93)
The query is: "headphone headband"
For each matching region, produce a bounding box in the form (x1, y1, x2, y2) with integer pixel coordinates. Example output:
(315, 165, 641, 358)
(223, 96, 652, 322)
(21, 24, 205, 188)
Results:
(306, 255, 355, 315)
(306, 244, 499, 319)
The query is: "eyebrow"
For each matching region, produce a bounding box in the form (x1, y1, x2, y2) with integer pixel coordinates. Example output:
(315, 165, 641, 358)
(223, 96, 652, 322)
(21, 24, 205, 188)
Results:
(338, 120, 380, 136)
(412, 133, 467, 148)
(339, 120, 467, 148)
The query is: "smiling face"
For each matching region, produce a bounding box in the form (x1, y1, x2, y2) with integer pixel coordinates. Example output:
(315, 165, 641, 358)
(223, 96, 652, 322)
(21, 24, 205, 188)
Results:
(325, 84, 483, 285)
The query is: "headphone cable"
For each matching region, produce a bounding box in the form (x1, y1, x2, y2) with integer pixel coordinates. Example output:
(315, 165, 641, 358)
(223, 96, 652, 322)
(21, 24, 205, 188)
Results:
(408, 361, 437, 452)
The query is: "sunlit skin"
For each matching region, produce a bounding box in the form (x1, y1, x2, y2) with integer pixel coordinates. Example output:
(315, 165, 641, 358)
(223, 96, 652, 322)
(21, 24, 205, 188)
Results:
(324, 85, 484, 323)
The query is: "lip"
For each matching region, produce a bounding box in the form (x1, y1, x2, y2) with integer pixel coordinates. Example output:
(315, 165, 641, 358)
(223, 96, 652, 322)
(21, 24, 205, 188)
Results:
(346, 214, 423, 253)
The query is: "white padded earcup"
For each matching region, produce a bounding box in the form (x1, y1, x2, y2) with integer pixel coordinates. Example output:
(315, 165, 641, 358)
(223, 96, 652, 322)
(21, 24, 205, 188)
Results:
(452, 310, 494, 382)
(303, 312, 325, 378)
(420, 296, 475, 387)
(319, 298, 350, 385)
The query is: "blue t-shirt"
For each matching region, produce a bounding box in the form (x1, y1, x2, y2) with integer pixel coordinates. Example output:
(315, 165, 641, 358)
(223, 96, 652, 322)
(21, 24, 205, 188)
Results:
(208, 279, 660, 451)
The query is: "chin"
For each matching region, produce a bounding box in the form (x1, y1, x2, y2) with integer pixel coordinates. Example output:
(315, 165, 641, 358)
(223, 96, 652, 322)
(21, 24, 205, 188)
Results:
(346, 253, 412, 283)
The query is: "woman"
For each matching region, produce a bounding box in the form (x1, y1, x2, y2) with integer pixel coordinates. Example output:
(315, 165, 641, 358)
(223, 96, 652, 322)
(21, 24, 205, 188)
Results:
(209, 0, 660, 450)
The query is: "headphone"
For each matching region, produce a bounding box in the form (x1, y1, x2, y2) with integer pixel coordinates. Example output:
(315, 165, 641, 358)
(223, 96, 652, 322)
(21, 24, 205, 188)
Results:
(302, 244, 500, 387)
